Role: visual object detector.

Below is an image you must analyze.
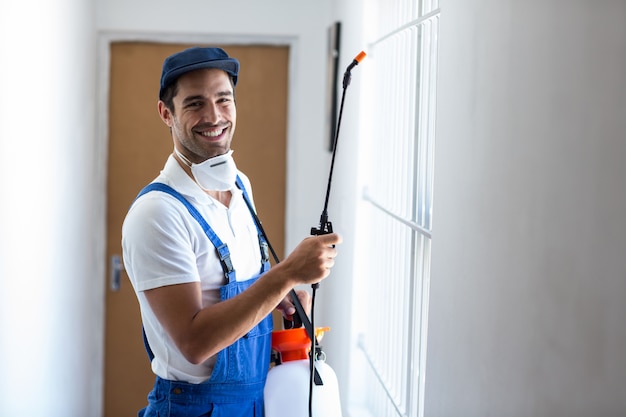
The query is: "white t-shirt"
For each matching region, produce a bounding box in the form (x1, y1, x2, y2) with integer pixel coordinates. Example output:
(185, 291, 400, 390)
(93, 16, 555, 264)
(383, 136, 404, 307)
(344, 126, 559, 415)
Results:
(122, 155, 263, 383)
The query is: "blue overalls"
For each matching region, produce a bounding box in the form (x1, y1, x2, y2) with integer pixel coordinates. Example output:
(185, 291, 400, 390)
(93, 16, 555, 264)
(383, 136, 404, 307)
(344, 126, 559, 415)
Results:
(135, 178, 273, 417)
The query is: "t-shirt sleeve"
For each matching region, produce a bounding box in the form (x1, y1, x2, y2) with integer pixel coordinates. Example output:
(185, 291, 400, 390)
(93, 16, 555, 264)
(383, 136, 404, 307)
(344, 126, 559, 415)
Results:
(122, 192, 200, 292)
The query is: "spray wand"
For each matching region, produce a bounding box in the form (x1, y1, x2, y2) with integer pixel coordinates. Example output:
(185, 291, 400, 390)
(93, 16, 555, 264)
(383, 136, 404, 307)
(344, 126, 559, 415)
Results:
(306, 50, 366, 416)
(248, 50, 366, 417)
(310, 50, 367, 240)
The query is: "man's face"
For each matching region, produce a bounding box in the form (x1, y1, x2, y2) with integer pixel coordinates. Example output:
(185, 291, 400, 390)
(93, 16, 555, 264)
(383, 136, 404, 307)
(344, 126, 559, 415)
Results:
(160, 68, 236, 163)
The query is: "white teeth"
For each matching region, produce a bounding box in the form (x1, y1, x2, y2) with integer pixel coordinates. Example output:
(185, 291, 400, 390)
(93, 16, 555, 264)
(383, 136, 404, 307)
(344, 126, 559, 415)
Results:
(201, 128, 224, 137)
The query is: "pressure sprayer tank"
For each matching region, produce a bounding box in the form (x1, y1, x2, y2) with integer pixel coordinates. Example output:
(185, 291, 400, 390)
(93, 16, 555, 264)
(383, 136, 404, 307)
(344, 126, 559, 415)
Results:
(264, 327, 342, 417)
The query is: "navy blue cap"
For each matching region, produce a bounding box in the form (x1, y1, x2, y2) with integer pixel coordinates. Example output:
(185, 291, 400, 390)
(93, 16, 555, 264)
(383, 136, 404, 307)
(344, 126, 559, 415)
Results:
(159, 47, 240, 99)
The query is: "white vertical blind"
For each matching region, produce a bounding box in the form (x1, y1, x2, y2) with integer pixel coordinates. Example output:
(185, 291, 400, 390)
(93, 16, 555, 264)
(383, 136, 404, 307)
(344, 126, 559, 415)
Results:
(355, 1, 439, 415)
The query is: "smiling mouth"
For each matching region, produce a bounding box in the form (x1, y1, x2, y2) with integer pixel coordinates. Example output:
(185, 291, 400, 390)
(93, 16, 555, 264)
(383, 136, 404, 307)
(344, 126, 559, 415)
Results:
(199, 127, 226, 138)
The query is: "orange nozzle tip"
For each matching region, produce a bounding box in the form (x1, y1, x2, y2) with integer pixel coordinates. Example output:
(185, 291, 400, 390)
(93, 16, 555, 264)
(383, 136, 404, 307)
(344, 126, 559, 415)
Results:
(315, 326, 331, 341)
(355, 51, 367, 63)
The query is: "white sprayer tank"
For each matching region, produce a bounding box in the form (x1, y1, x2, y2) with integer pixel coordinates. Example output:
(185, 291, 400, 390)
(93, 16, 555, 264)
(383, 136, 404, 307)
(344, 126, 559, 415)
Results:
(264, 327, 342, 417)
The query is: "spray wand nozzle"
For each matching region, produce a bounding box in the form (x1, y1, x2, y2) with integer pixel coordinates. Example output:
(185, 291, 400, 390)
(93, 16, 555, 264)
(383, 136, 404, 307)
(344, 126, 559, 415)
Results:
(342, 50, 367, 88)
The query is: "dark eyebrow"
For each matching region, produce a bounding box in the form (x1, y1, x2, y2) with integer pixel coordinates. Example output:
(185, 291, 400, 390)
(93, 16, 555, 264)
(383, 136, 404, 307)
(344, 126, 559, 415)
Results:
(216, 90, 234, 98)
(181, 91, 233, 106)
(181, 95, 205, 106)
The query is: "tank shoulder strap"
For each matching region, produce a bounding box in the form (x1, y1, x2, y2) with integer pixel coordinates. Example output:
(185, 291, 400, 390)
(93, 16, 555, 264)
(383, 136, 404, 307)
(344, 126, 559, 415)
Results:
(235, 175, 271, 271)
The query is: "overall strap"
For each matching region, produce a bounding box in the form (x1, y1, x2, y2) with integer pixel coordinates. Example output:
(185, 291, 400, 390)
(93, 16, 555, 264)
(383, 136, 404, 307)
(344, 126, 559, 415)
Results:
(136, 182, 236, 282)
(235, 176, 271, 273)
(234, 177, 324, 385)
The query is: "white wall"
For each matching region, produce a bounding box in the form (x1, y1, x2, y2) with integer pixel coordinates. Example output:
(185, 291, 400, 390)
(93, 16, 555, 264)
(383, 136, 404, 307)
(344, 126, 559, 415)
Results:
(0, 0, 99, 416)
(427, 1, 626, 415)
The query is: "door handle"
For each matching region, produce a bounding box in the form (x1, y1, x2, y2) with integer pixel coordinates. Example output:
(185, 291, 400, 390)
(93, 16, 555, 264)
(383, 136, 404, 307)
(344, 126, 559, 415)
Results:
(110, 254, 124, 291)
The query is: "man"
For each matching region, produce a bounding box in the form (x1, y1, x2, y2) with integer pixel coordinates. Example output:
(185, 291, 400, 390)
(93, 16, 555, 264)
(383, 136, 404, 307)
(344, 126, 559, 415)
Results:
(122, 46, 341, 417)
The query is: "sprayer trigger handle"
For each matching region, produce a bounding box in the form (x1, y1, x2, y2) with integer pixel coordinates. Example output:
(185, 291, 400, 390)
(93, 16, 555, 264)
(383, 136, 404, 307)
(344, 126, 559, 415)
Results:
(310, 221, 333, 236)
(283, 314, 303, 330)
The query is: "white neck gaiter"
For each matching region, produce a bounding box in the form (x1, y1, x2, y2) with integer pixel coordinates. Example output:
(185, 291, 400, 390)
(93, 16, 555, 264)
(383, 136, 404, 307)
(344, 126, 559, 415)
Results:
(175, 148, 237, 191)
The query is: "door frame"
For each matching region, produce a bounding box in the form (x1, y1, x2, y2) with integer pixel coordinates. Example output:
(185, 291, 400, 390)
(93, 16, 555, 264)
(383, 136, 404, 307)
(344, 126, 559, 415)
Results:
(94, 31, 297, 416)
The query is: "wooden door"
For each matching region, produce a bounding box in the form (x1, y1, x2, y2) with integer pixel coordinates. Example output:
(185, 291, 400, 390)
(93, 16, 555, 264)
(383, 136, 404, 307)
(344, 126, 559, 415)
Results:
(104, 42, 288, 416)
